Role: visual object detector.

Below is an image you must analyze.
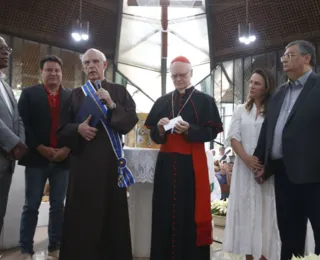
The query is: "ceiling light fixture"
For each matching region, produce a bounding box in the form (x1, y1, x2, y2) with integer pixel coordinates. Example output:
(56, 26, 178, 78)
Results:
(238, 23, 256, 45)
(71, 0, 90, 42)
(238, 0, 256, 45)
(71, 19, 90, 42)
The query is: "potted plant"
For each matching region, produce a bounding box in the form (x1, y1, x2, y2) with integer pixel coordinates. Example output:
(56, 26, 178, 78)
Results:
(211, 199, 228, 227)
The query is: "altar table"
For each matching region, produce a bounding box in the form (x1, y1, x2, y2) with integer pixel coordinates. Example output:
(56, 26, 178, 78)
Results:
(124, 147, 159, 258)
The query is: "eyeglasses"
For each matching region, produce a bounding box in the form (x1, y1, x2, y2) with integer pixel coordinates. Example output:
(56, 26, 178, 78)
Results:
(280, 52, 309, 62)
(0, 45, 12, 54)
(82, 59, 103, 68)
(171, 71, 190, 79)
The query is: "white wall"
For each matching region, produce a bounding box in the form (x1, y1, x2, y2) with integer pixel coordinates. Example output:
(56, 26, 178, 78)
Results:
(0, 164, 49, 250)
(0, 164, 25, 249)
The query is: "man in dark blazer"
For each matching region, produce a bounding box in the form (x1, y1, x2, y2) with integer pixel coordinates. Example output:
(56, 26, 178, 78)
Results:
(18, 55, 71, 260)
(0, 37, 27, 235)
(254, 40, 320, 259)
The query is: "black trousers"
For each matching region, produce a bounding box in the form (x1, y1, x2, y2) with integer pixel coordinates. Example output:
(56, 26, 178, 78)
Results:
(273, 159, 320, 260)
(0, 171, 12, 234)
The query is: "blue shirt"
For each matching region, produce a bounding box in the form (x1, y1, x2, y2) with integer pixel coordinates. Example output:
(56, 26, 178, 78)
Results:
(271, 69, 312, 159)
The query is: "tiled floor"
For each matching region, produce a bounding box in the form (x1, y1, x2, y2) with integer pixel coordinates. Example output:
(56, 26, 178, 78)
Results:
(0, 226, 243, 260)
(0, 227, 48, 260)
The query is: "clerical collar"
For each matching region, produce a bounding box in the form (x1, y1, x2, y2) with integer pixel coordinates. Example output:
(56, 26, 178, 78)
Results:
(177, 84, 193, 94)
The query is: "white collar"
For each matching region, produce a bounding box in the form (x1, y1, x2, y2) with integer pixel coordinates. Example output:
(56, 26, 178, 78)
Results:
(178, 84, 193, 94)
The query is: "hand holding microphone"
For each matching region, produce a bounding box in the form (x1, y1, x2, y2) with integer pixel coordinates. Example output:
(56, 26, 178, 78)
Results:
(94, 80, 116, 110)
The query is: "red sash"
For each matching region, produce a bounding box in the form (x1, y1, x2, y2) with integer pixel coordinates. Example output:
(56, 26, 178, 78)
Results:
(160, 134, 212, 246)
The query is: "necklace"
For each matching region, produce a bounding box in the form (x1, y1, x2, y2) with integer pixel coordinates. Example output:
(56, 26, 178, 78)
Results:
(170, 88, 195, 134)
(171, 88, 196, 118)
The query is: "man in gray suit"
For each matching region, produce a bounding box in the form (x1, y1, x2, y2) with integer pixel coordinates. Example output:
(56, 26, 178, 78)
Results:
(0, 36, 27, 234)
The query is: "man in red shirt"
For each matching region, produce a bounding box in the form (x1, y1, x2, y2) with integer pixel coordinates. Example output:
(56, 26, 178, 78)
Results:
(17, 55, 71, 260)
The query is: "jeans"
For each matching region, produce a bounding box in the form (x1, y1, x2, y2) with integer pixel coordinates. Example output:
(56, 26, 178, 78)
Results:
(19, 165, 69, 254)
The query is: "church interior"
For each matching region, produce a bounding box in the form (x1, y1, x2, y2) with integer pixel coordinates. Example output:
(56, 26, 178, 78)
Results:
(0, 0, 320, 259)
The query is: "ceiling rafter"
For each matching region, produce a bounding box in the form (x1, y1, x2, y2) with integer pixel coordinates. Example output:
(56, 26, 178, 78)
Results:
(0, 0, 119, 58)
(210, 0, 320, 61)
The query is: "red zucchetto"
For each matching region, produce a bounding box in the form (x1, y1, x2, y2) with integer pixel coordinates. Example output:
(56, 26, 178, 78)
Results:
(171, 56, 191, 64)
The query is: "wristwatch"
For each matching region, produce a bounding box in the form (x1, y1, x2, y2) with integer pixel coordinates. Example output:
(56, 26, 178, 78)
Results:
(109, 102, 116, 110)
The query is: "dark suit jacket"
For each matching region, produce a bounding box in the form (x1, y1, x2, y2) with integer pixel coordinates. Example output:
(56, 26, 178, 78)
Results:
(254, 72, 320, 184)
(18, 84, 71, 168)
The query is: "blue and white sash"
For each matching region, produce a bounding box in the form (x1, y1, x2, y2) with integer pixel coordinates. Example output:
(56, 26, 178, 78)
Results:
(81, 80, 135, 188)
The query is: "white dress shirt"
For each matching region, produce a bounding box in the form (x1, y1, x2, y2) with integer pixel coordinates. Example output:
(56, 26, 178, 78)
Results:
(0, 72, 13, 114)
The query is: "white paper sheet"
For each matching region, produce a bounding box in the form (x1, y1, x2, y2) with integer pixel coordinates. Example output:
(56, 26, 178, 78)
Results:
(163, 116, 183, 131)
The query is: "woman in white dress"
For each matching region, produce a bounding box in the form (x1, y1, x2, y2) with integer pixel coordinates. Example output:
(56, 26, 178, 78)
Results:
(222, 68, 281, 260)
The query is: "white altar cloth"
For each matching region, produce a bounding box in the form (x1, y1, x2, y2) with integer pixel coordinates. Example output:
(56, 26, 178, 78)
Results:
(124, 147, 159, 258)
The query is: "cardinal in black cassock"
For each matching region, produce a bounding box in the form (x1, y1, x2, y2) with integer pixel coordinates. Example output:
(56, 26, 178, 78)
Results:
(145, 56, 223, 260)
(56, 49, 138, 260)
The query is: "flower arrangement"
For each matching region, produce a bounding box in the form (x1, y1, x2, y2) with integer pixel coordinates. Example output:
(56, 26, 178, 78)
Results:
(211, 199, 228, 216)
(292, 254, 320, 260)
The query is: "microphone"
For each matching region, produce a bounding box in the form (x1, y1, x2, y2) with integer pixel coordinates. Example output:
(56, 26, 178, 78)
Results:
(94, 80, 106, 105)
(94, 80, 102, 90)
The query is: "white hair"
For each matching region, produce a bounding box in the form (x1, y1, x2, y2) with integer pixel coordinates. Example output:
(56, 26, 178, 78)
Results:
(0, 37, 6, 44)
(80, 48, 107, 63)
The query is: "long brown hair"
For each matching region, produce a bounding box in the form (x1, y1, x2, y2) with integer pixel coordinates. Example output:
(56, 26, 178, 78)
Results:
(245, 68, 275, 115)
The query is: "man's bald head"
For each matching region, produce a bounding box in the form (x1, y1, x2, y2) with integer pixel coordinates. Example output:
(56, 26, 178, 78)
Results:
(0, 37, 11, 70)
(81, 48, 107, 63)
(81, 48, 108, 82)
